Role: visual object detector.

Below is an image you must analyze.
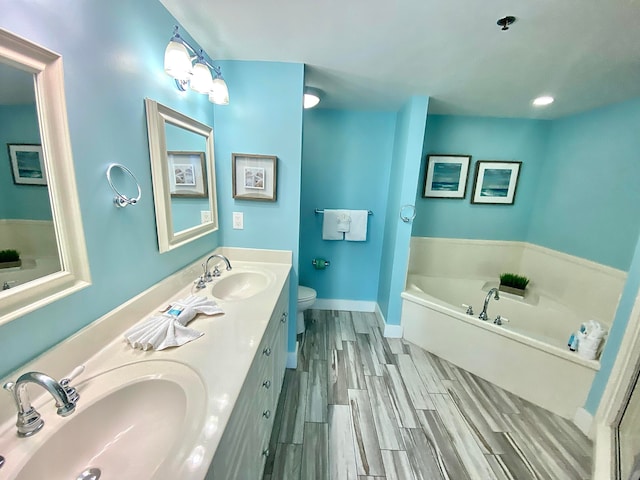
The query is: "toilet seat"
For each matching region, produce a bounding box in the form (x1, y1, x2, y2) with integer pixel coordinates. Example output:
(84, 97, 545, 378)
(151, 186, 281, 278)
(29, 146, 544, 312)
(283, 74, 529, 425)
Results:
(298, 285, 316, 302)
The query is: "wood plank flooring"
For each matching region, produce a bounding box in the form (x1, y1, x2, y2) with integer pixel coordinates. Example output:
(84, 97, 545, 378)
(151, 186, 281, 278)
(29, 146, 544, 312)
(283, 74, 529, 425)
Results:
(263, 309, 592, 480)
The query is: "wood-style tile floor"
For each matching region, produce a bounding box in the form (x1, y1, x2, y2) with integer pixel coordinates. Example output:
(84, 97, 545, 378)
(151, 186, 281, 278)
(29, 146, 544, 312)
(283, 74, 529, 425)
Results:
(262, 310, 592, 480)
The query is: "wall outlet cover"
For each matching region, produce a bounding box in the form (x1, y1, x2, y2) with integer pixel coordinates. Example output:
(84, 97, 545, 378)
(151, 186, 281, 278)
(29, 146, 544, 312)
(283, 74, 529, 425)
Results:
(233, 212, 244, 229)
(200, 210, 212, 223)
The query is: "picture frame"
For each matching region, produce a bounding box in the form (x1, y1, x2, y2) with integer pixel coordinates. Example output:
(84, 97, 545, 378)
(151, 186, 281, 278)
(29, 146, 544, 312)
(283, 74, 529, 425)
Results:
(232, 153, 277, 201)
(7, 144, 46, 185)
(422, 154, 471, 199)
(471, 160, 522, 205)
(167, 151, 208, 198)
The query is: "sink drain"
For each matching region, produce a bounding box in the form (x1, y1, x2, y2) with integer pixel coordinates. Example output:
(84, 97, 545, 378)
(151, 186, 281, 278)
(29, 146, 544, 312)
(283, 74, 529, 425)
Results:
(77, 468, 101, 480)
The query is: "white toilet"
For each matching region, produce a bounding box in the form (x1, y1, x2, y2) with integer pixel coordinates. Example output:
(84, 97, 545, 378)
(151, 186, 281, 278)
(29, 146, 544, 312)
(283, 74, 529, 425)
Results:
(297, 285, 317, 334)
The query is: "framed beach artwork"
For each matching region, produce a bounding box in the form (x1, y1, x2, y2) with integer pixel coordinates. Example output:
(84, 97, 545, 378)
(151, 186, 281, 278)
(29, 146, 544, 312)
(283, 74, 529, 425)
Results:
(422, 154, 471, 199)
(167, 151, 208, 198)
(232, 153, 277, 201)
(7, 144, 47, 186)
(471, 161, 522, 205)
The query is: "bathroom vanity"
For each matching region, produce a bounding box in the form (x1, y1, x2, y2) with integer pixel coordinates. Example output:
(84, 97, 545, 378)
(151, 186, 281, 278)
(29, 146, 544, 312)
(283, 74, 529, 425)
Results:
(0, 248, 291, 480)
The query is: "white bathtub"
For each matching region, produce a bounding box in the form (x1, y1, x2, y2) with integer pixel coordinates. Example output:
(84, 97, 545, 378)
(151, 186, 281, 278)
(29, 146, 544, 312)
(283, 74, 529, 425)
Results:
(401, 274, 600, 420)
(0, 256, 61, 289)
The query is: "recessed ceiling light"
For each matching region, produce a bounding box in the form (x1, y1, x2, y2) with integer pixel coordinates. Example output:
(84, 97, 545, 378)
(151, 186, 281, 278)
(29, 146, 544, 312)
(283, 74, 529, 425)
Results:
(533, 96, 554, 107)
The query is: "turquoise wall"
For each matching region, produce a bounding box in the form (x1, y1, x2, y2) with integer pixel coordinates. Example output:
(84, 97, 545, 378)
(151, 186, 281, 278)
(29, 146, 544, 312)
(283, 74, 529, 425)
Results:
(0, 104, 52, 220)
(213, 60, 304, 352)
(413, 115, 549, 241)
(299, 109, 396, 300)
(378, 97, 429, 325)
(0, 0, 222, 379)
(529, 98, 640, 271)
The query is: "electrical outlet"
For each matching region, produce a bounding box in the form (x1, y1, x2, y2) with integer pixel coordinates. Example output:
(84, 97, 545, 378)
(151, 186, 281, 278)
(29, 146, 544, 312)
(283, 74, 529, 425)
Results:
(200, 210, 212, 223)
(232, 212, 244, 229)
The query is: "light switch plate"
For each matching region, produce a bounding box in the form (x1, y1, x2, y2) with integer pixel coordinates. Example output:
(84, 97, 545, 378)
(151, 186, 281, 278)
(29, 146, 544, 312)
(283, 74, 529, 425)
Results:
(233, 212, 244, 229)
(200, 210, 212, 223)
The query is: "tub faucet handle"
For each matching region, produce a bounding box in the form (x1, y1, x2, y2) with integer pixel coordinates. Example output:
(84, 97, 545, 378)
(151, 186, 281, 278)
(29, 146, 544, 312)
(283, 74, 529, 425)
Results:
(462, 304, 474, 316)
(494, 315, 509, 326)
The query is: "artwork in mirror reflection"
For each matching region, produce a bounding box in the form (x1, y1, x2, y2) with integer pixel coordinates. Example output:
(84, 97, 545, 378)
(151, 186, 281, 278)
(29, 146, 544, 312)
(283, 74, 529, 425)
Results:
(0, 62, 61, 293)
(164, 123, 211, 234)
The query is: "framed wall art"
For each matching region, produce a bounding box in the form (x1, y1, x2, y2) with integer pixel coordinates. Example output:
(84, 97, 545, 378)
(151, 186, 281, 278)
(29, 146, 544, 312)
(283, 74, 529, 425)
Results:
(232, 153, 277, 201)
(167, 151, 208, 198)
(471, 160, 522, 205)
(422, 154, 471, 199)
(7, 144, 46, 186)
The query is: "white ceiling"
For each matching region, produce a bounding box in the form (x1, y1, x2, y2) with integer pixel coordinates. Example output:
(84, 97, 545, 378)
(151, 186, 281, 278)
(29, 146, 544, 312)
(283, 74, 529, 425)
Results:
(160, 0, 640, 118)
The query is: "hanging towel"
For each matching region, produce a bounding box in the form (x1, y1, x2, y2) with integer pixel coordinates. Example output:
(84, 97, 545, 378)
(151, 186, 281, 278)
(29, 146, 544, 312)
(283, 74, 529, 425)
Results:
(336, 211, 351, 233)
(345, 210, 369, 241)
(124, 295, 223, 350)
(322, 209, 345, 240)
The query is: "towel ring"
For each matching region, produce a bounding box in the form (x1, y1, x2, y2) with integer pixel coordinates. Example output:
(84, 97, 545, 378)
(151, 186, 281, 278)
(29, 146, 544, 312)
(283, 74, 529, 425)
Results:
(107, 163, 141, 208)
(400, 204, 416, 223)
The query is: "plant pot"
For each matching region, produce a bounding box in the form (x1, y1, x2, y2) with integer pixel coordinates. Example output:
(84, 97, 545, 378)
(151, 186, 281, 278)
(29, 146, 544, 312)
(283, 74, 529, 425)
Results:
(499, 284, 525, 297)
(0, 260, 21, 269)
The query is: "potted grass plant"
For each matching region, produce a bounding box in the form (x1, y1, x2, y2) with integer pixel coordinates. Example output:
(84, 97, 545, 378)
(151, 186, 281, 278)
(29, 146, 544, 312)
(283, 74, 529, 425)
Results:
(0, 249, 21, 269)
(499, 272, 530, 297)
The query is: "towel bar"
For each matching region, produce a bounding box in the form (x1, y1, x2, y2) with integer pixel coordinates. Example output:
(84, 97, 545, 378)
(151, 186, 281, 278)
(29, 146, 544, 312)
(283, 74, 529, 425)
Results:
(315, 208, 373, 215)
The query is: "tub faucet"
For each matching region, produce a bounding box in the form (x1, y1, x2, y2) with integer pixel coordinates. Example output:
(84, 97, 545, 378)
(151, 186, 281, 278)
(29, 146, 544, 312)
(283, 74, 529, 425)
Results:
(479, 288, 500, 321)
(203, 254, 232, 281)
(3, 369, 81, 437)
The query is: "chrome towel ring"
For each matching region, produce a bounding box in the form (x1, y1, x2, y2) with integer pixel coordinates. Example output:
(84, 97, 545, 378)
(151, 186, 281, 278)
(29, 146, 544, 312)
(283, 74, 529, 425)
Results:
(106, 163, 141, 208)
(400, 204, 416, 223)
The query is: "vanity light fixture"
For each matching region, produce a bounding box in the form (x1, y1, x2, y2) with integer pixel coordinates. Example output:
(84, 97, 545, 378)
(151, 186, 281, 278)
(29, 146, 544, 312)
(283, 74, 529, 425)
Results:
(533, 95, 555, 106)
(303, 87, 322, 109)
(164, 26, 229, 105)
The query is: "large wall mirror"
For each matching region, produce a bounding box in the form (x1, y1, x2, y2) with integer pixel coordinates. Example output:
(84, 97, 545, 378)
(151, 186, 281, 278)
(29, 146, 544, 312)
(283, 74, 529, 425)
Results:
(145, 98, 218, 253)
(0, 29, 90, 325)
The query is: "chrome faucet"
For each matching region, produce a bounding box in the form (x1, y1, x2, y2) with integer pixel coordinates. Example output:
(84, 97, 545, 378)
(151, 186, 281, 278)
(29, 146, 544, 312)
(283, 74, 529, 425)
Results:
(3, 368, 82, 437)
(203, 254, 232, 281)
(2, 281, 15, 290)
(479, 288, 500, 321)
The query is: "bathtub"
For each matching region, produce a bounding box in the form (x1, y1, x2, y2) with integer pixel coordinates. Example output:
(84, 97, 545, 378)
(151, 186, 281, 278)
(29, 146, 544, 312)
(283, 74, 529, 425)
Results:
(0, 256, 61, 289)
(401, 274, 600, 420)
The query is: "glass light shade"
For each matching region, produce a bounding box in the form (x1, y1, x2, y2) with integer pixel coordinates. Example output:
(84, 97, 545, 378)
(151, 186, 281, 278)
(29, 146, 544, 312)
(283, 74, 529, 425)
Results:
(209, 77, 229, 105)
(533, 95, 554, 106)
(164, 40, 192, 81)
(190, 62, 214, 94)
(303, 92, 320, 109)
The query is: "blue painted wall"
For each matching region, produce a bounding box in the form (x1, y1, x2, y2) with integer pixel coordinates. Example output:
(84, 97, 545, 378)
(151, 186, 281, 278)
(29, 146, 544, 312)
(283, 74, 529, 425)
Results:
(413, 115, 549, 241)
(0, 0, 222, 378)
(213, 60, 304, 352)
(0, 104, 52, 220)
(529, 98, 640, 271)
(299, 109, 396, 301)
(378, 97, 429, 325)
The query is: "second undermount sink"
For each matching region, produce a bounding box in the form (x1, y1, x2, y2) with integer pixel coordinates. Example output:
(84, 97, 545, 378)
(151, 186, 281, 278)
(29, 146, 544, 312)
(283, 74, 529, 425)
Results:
(211, 270, 272, 301)
(6, 361, 207, 480)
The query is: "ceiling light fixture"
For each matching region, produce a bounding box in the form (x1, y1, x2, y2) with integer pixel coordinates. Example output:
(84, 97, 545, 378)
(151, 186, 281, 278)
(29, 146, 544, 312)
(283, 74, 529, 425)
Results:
(533, 96, 555, 107)
(496, 16, 516, 31)
(303, 87, 322, 109)
(164, 26, 229, 105)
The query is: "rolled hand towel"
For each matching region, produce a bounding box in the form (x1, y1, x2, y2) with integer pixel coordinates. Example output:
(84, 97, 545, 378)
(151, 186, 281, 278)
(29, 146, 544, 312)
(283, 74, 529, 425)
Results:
(124, 295, 223, 350)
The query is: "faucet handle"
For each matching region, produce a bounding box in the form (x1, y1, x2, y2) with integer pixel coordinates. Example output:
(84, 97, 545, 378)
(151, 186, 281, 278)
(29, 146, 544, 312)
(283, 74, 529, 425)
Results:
(461, 304, 474, 315)
(60, 365, 84, 404)
(212, 265, 221, 277)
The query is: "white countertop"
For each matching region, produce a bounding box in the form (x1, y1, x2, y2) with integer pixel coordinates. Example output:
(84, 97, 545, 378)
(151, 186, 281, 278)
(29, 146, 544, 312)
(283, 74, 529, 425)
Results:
(0, 247, 292, 479)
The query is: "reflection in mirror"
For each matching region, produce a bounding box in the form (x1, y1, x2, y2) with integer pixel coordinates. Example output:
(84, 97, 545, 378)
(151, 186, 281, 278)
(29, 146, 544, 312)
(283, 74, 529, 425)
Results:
(0, 28, 90, 325)
(0, 62, 62, 291)
(145, 98, 218, 253)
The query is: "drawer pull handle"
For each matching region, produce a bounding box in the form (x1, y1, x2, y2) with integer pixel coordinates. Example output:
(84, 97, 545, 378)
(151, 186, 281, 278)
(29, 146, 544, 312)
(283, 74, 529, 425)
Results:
(263, 380, 272, 389)
(263, 410, 271, 419)
(263, 347, 272, 356)
(262, 448, 270, 457)
(281, 312, 287, 323)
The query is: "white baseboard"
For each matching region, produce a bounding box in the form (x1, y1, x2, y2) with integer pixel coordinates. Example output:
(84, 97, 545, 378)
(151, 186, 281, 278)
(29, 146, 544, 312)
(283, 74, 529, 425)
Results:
(314, 299, 376, 312)
(573, 407, 594, 438)
(374, 303, 385, 330)
(286, 341, 298, 369)
(384, 323, 403, 338)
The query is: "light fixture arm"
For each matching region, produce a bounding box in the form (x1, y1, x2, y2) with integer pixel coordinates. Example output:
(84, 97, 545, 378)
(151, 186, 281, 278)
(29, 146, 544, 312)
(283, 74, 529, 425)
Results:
(170, 26, 223, 77)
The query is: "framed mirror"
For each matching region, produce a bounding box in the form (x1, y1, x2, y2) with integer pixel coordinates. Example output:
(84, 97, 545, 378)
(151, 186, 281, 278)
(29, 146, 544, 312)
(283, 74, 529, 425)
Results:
(144, 98, 218, 252)
(0, 28, 91, 325)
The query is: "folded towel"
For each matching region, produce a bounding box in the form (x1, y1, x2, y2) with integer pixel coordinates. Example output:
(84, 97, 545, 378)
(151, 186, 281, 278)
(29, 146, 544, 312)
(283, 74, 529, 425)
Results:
(336, 211, 351, 233)
(124, 295, 223, 350)
(322, 209, 345, 240)
(345, 210, 368, 241)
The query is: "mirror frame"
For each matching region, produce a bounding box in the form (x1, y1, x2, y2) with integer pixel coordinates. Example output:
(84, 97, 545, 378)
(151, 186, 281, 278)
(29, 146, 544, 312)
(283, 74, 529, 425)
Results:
(0, 29, 91, 325)
(145, 98, 218, 253)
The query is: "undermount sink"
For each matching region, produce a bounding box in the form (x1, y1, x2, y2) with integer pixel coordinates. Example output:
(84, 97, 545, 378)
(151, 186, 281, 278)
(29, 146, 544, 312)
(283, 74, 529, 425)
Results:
(211, 270, 272, 301)
(5, 361, 206, 480)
